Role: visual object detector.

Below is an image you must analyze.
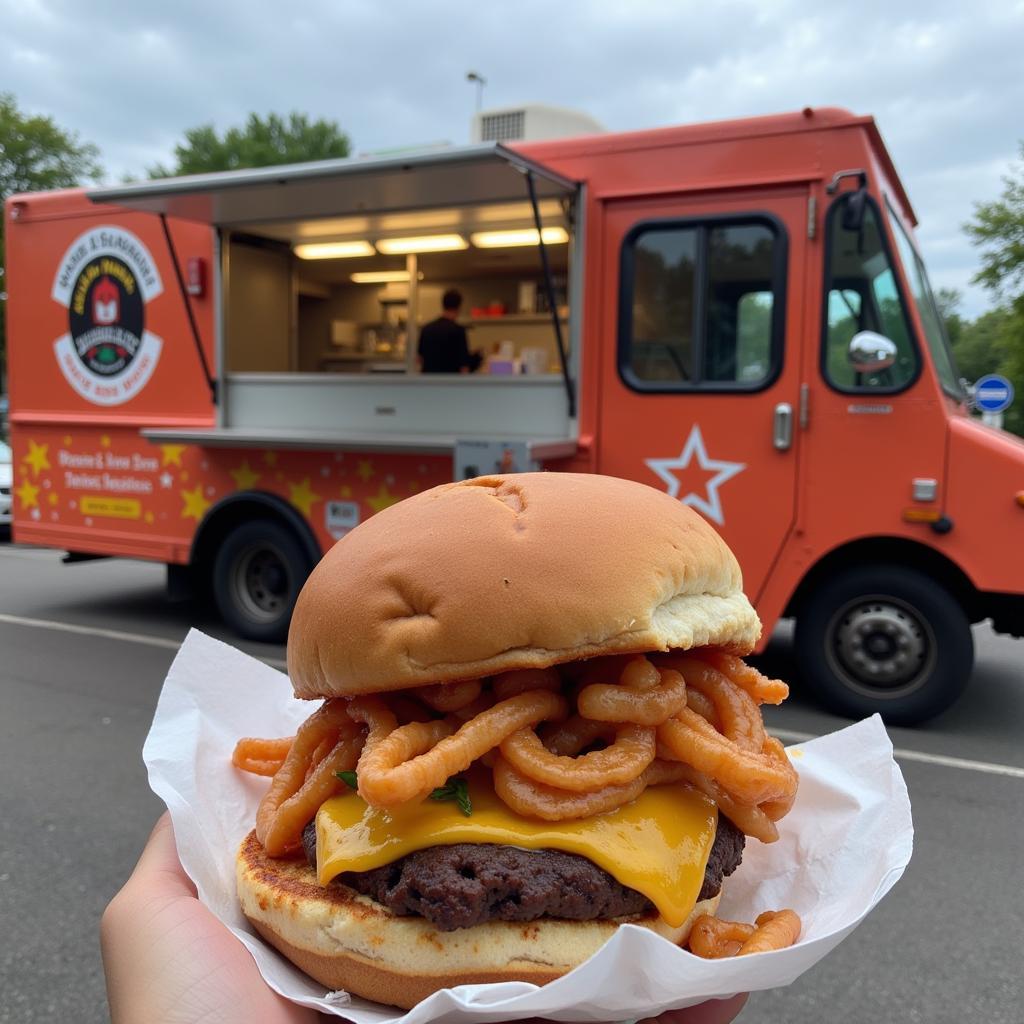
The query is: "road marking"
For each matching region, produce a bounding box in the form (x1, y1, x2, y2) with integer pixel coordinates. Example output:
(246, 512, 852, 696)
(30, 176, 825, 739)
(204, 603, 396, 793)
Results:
(772, 728, 1024, 779)
(0, 612, 288, 671)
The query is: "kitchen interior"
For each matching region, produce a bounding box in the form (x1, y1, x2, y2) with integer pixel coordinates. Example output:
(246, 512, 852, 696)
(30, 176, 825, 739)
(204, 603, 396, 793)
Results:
(224, 199, 571, 377)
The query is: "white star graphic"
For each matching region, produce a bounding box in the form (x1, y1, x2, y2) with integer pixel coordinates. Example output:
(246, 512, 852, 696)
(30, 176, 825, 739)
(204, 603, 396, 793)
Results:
(159, 472, 174, 489)
(644, 425, 746, 526)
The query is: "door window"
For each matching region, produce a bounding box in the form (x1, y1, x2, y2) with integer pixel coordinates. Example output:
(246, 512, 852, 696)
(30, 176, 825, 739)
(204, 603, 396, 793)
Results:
(822, 195, 918, 392)
(620, 216, 785, 391)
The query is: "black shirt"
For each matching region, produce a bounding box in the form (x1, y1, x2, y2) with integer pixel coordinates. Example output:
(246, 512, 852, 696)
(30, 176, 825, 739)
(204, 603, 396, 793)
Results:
(417, 316, 473, 373)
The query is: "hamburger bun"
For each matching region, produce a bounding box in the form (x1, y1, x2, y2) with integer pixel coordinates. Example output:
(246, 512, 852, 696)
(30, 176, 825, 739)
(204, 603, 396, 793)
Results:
(288, 473, 760, 699)
(236, 830, 721, 1009)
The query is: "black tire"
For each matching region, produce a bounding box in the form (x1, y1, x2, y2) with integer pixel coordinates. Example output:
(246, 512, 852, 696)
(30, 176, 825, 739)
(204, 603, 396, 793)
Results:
(212, 519, 313, 643)
(793, 564, 973, 725)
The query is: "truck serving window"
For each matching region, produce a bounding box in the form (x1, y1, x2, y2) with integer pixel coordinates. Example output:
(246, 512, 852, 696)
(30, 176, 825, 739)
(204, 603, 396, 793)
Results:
(822, 194, 918, 392)
(886, 201, 963, 398)
(619, 215, 785, 391)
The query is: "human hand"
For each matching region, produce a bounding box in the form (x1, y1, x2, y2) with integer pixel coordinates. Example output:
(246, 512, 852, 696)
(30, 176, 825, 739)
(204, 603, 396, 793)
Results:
(101, 814, 747, 1024)
(101, 812, 318, 1024)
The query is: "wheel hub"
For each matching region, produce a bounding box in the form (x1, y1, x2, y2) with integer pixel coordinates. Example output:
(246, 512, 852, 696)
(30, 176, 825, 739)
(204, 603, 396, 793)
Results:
(233, 544, 291, 622)
(831, 599, 931, 691)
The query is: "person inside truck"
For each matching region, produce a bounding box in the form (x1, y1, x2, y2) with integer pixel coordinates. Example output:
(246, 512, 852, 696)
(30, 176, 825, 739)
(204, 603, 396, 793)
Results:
(417, 289, 481, 373)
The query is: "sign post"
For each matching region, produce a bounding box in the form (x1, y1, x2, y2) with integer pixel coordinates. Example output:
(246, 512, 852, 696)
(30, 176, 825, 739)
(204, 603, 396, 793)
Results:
(973, 374, 1014, 429)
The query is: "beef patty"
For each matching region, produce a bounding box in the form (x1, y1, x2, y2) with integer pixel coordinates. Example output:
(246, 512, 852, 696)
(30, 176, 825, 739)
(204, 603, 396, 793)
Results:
(302, 815, 744, 932)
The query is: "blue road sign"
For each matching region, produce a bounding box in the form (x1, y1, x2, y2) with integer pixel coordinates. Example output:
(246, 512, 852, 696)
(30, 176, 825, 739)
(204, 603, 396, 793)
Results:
(974, 374, 1014, 414)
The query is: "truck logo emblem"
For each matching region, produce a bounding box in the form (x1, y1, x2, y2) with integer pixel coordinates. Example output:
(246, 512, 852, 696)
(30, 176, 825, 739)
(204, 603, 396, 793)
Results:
(645, 425, 745, 526)
(51, 226, 164, 406)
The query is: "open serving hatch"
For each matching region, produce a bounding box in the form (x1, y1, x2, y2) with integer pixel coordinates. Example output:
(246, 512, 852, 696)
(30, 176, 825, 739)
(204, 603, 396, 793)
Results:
(88, 145, 581, 462)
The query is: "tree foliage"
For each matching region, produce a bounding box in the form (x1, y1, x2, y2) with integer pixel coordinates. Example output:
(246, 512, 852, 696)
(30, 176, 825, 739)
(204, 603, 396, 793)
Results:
(961, 143, 1024, 436)
(150, 112, 351, 177)
(966, 143, 1024, 298)
(0, 93, 103, 393)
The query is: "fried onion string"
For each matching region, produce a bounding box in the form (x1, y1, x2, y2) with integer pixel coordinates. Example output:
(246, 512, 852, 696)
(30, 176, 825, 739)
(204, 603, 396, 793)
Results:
(356, 689, 567, 807)
(499, 722, 655, 790)
(578, 667, 688, 725)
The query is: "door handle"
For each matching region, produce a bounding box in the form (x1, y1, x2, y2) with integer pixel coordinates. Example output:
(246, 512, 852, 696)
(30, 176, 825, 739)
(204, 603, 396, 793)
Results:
(773, 402, 794, 451)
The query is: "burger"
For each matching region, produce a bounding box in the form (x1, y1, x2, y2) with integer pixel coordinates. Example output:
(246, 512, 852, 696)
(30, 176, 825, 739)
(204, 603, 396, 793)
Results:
(234, 473, 798, 1007)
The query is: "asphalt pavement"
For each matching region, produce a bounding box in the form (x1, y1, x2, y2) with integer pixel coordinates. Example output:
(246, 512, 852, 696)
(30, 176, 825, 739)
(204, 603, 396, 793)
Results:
(0, 543, 1021, 1023)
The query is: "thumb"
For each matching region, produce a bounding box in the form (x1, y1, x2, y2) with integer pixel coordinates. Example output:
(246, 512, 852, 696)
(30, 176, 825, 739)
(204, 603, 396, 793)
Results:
(125, 811, 198, 900)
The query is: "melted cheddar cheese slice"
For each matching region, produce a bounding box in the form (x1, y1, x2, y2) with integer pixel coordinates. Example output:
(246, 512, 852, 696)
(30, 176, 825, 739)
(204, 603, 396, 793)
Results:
(316, 773, 717, 928)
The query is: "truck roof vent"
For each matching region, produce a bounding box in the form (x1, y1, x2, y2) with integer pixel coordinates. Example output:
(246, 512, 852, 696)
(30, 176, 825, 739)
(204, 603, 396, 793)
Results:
(480, 109, 526, 143)
(472, 104, 604, 144)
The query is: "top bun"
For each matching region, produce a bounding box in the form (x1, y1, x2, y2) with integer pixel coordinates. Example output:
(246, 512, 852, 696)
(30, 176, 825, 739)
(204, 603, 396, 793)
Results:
(287, 473, 760, 699)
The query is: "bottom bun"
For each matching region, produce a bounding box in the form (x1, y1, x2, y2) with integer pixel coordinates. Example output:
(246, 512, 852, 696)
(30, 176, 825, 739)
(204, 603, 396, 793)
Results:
(236, 830, 720, 1009)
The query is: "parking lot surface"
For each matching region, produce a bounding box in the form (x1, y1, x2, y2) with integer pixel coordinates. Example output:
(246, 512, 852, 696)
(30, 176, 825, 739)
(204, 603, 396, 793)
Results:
(0, 544, 1021, 1023)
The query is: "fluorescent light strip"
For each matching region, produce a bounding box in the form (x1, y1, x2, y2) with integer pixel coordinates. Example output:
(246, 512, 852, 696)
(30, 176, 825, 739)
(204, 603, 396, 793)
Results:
(470, 227, 569, 249)
(375, 234, 468, 255)
(294, 240, 375, 259)
(350, 271, 412, 284)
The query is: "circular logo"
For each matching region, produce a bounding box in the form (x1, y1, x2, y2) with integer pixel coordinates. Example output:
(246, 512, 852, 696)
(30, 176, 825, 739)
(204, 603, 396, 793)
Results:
(68, 256, 145, 378)
(51, 226, 164, 406)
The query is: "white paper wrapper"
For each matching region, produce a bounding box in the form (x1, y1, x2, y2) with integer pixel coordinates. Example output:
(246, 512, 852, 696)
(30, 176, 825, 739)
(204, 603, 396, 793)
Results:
(143, 630, 913, 1023)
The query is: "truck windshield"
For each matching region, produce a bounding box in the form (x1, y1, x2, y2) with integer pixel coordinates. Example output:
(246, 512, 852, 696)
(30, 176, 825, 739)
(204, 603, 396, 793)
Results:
(886, 202, 963, 399)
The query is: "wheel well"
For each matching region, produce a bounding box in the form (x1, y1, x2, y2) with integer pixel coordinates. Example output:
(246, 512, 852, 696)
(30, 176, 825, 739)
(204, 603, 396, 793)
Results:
(190, 491, 322, 591)
(784, 537, 983, 623)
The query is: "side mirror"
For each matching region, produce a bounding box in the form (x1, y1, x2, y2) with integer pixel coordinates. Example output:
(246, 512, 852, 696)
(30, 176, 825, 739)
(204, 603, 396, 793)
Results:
(841, 187, 868, 232)
(848, 331, 897, 373)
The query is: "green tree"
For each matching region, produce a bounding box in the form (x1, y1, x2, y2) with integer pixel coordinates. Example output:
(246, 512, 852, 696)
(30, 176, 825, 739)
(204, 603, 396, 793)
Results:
(951, 307, 1011, 383)
(935, 287, 964, 348)
(150, 112, 351, 177)
(965, 142, 1024, 436)
(0, 93, 103, 394)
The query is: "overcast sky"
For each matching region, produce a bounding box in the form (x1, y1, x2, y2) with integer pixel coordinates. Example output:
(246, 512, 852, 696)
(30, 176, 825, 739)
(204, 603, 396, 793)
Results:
(6, 0, 1023, 316)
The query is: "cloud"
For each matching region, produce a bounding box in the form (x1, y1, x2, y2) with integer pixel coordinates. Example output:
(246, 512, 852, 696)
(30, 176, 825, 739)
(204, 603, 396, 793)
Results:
(4, 0, 1022, 314)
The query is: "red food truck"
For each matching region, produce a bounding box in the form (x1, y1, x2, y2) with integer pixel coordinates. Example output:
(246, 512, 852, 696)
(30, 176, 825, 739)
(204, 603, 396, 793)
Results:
(5, 106, 1023, 723)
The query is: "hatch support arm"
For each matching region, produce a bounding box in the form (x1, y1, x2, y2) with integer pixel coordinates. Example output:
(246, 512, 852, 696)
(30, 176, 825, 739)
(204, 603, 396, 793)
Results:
(525, 170, 576, 420)
(159, 214, 218, 406)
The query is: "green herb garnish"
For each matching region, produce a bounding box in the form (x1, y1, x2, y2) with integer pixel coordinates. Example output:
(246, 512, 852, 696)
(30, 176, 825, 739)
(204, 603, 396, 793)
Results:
(335, 769, 359, 790)
(430, 776, 472, 816)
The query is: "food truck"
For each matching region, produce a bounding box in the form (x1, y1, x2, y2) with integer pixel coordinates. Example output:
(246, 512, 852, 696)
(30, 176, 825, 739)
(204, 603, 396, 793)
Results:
(6, 106, 1024, 724)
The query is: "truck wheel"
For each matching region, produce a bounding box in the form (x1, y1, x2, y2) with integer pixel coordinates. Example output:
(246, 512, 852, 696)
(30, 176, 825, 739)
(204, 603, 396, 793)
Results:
(212, 519, 312, 643)
(794, 565, 973, 725)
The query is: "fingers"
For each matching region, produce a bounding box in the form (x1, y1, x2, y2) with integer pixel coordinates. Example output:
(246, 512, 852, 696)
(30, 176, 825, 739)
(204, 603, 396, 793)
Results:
(643, 993, 750, 1024)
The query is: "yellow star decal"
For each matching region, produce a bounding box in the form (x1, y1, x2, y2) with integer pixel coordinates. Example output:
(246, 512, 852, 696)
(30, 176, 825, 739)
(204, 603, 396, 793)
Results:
(262, 450, 278, 467)
(230, 460, 262, 490)
(356, 459, 375, 482)
(63, 435, 73, 446)
(367, 483, 402, 513)
(179, 470, 189, 482)
(180, 484, 212, 521)
(144, 510, 155, 524)
(161, 444, 187, 467)
(339, 484, 352, 498)
(288, 477, 322, 517)
(100, 435, 111, 448)
(16, 480, 40, 510)
(47, 492, 59, 507)
(22, 440, 51, 478)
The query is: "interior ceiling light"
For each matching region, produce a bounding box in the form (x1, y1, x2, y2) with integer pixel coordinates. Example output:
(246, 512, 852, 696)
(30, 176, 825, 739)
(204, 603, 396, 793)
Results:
(294, 240, 375, 259)
(375, 234, 468, 254)
(350, 270, 423, 284)
(470, 227, 569, 248)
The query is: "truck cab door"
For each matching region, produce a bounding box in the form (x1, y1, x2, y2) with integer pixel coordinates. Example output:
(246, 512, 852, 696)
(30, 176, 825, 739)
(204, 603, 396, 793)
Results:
(596, 187, 808, 609)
